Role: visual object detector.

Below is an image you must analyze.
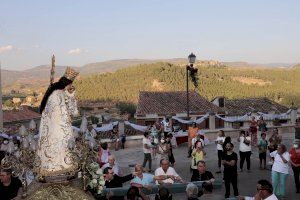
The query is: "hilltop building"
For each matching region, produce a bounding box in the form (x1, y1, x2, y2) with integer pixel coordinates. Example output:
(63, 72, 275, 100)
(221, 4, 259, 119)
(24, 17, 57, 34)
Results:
(135, 91, 295, 131)
(135, 91, 225, 129)
(3, 105, 41, 132)
(212, 96, 292, 128)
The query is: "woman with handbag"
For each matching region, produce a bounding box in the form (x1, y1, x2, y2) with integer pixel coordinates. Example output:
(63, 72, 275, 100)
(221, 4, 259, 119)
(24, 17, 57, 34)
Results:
(238, 130, 252, 172)
(191, 140, 206, 176)
(156, 138, 169, 168)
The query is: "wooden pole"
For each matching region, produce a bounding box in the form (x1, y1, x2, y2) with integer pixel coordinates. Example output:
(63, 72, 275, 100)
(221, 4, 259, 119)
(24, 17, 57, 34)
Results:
(50, 55, 55, 85)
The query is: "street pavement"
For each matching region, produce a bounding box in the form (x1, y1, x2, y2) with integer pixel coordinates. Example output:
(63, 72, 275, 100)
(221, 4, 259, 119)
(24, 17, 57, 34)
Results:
(111, 132, 299, 199)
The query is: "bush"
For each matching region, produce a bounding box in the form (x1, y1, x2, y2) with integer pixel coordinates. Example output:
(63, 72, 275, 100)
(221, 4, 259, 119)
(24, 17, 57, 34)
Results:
(116, 102, 136, 117)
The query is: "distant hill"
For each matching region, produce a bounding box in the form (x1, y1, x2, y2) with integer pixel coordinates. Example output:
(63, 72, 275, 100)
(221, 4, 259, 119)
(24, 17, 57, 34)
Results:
(79, 58, 189, 74)
(74, 62, 300, 107)
(0, 58, 187, 92)
(23, 65, 70, 79)
(1, 65, 76, 93)
(0, 59, 298, 102)
(292, 63, 300, 69)
(222, 62, 293, 68)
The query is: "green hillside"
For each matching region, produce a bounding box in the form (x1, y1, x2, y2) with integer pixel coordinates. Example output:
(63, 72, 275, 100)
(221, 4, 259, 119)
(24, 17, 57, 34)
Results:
(74, 62, 300, 107)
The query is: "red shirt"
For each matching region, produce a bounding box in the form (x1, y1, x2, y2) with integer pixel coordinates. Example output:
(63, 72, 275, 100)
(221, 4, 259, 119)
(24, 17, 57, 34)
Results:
(290, 148, 300, 165)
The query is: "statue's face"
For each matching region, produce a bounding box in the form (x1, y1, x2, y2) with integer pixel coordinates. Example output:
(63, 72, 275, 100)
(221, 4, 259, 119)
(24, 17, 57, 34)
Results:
(66, 84, 75, 93)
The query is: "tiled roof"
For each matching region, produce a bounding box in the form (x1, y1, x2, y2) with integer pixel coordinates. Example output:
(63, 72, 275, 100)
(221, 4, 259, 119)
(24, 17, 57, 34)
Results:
(3, 106, 41, 123)
(225, 97, 289, 116)
(136, 91, 224, 116)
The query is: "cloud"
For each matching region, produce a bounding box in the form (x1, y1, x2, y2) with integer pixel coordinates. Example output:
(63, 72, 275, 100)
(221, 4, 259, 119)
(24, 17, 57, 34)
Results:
(0, 45, 13, 53)
(67, 48, 83, 55)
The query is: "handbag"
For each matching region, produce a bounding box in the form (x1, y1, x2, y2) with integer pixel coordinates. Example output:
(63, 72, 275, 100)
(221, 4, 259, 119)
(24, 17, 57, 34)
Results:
(243, 136, 250, 146)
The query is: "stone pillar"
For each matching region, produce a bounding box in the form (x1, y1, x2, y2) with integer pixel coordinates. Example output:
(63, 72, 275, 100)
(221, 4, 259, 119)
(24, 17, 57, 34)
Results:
(292, 107, 300, 139)
(291, 108, 297, 125)
(118, 121, 125, 135)
(224, 121, 232, 129)
(209, 113, 216, 130)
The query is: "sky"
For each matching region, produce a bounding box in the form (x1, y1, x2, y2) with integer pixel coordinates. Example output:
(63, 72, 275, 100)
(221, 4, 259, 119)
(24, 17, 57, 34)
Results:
(0, 0, 300, 70)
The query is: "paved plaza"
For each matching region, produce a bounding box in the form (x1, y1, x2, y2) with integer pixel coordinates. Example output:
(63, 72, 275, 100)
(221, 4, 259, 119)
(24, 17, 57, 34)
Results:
(111, 132, 300, 199)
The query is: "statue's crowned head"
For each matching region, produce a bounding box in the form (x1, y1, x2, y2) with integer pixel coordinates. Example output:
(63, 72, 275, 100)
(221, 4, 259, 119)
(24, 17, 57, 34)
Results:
(63, 67, 79, 82)
(39, 67, 79, 114)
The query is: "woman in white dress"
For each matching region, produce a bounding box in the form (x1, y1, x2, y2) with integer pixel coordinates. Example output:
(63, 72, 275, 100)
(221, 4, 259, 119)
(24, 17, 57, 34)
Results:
(36, 67, 79, 178)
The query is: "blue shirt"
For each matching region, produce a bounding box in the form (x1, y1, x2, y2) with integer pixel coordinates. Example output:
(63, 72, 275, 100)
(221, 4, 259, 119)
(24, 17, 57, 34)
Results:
(130, 173, 154, 186)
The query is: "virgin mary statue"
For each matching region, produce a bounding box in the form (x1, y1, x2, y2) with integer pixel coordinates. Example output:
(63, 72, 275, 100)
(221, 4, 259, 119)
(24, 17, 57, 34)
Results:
(36, 67, 79, 178)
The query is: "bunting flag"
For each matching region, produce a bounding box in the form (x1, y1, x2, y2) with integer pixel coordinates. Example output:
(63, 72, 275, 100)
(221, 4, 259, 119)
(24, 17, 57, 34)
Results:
(257, 109, 292, 120)
(195, 114, 210, 124)
(0, 124, 115, 140)
(215, 112, 252, 122)
(94, 121, 119, 132)
(124, 121, 148, 132)
(172, 113, 209, 124)
(171, 116, 193, 124)
(0, 132, 22, 140)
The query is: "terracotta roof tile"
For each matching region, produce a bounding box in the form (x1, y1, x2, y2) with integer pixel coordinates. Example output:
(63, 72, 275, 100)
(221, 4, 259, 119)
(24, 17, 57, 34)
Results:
(136, 91, 223, 116)
(3, 106, 41, 123)
(225, 97, 289, 116)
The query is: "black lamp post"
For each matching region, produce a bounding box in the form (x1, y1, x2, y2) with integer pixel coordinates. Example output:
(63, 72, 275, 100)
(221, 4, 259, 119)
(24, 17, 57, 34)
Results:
(186, 53, 197, 119)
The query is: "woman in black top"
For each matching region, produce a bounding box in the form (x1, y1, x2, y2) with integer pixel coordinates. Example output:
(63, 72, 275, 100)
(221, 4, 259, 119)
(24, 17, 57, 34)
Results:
(222, 142, 239, 198)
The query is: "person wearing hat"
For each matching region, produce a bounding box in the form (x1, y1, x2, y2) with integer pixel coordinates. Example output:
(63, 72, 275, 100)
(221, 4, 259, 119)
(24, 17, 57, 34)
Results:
(0, 168, 23, 200)
(36, 67, 79, 179)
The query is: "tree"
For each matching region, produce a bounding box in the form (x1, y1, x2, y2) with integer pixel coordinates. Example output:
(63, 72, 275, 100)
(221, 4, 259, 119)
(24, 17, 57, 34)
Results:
(4, 99, 14, 107)
(116, 102, 136, 117)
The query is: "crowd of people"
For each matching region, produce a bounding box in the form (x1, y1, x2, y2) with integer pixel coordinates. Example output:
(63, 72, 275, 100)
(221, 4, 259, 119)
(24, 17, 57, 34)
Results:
(1, 116, 300, 200)
(110, 116, 299, 200)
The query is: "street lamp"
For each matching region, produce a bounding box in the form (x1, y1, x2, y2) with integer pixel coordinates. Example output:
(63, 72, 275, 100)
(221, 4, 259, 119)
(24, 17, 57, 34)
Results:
(188, 53, 196, 65)
(186, 53, 198, 118)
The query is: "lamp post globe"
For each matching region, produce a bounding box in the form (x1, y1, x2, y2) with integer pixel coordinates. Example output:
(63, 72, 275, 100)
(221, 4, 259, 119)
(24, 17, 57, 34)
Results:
(188, 53, 196, 65)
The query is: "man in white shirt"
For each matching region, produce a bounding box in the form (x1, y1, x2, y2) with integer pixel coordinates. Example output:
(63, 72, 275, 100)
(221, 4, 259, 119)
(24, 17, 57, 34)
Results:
(101, 155, 120, 175)
(240, 179, 278, 200)
(238, 130, 252, 172)
(142, 132, 152, 172)
(162, 118, 172, 138)
(154, 159, 183, 185)
(130, 164, 168, 188)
